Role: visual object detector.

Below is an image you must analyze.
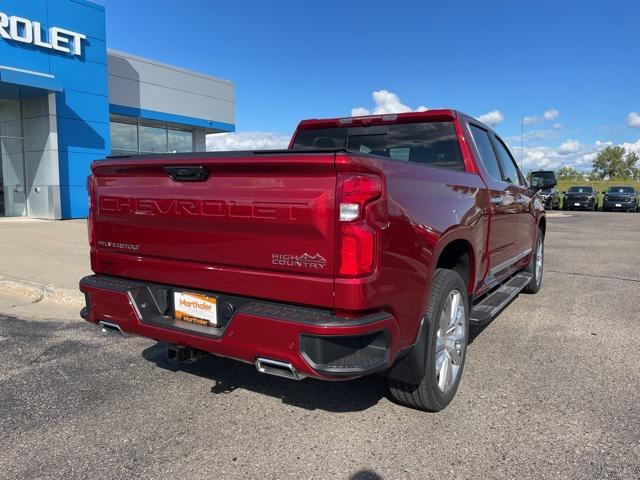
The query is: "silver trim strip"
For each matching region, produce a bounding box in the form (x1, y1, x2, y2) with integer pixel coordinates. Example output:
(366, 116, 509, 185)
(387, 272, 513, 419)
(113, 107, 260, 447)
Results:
(0, 65, 56, 79)
(490, 248, 532, 276)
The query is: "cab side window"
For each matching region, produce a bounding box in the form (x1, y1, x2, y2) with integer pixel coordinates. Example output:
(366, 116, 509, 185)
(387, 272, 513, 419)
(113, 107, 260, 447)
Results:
(469, 124, 502, 181)
(493, 136, 524, 186)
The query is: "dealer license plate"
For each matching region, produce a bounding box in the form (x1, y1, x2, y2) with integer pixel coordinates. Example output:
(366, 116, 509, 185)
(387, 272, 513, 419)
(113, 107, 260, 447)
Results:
(615, 203, 622, 207)
(173, 291, 218, 327)
(574, 202, 580, 206)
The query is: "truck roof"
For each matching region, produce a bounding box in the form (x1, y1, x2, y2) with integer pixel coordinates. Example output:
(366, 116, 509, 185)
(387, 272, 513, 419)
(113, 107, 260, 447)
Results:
(296, 109, 465, 131)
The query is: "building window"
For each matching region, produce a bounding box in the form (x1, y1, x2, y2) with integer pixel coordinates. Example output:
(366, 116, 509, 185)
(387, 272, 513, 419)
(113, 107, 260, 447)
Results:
(168, 129, 193, 153)
(139, 125, 167, 153)
(110, 117, 194, 155)
(109, 121, 137, 154)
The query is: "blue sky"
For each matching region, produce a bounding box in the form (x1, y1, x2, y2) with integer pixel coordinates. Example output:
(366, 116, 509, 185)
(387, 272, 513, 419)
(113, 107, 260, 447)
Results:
(95, 0, 640, 171)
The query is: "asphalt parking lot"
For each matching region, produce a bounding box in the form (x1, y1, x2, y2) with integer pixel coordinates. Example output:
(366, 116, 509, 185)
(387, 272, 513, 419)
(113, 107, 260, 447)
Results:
(1, 211, 639, 480)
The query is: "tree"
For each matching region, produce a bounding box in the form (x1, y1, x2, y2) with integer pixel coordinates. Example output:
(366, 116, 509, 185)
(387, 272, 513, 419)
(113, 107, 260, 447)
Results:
(556, 165, 581, 181)
(591, 146, 639, 180)
(629, 152, 640, 180)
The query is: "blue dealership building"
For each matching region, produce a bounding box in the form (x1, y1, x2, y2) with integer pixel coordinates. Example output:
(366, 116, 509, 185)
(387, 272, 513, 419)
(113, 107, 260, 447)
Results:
(0, 0, 235, 219)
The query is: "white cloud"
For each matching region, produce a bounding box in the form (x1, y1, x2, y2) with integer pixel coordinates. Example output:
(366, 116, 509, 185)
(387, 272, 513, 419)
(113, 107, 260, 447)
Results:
(558, 139, 582, 154)
(627, 112, 640, 128)
(477, 110, 504, 126)
(351, 107, 372, 116)
(621, 138, 640, 155)
(506, 130, 558, 147)
(580, 152, 598, 164)
(351, 90, 428, 116)
(511, 137, 640, 173)
(206, 131, 290, 151)
(522, 108, 559, 126)
(553, 123, 563, 129)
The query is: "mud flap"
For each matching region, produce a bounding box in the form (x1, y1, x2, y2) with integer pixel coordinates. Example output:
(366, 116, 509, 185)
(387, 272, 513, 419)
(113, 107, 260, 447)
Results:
(385, 316, 429, 384)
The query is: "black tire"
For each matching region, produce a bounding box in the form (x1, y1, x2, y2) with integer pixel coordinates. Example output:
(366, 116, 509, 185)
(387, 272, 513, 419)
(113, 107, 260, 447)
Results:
(523, 227, 544, 294)
(386, 269, 469, 412)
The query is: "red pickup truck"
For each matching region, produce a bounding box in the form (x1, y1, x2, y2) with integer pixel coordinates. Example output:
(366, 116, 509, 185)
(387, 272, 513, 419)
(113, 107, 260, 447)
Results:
(80, 110, 555, 411)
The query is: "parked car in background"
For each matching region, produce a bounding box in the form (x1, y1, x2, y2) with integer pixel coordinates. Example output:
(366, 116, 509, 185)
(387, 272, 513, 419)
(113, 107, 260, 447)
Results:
(80, 109, 554, 412)
(538, 187, 561, 210)
(529, 170, 557, 188)
(602, 186, 638, 212)
(563, 186, 598, 211)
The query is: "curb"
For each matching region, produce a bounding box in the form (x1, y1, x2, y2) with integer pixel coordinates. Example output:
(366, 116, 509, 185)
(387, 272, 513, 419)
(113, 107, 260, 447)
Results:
(0, 277, 84, 308)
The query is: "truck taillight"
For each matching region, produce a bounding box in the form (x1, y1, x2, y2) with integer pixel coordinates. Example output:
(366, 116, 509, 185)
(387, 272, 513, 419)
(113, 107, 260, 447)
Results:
(337, 173, 385, 277)
(86, 174, 96, 247)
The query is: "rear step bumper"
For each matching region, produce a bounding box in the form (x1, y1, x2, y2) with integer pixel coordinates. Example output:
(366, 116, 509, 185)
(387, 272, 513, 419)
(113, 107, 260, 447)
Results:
(79, 275, 400, 380)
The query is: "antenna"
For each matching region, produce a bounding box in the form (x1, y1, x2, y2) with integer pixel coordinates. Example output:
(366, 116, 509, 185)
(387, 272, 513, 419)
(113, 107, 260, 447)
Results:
(520, 115, 524, 171)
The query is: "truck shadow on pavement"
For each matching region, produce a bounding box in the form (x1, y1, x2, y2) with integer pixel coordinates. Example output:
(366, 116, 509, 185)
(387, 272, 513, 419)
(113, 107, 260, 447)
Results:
(141, 342, 387, 412)
(140, 320, 497, 412)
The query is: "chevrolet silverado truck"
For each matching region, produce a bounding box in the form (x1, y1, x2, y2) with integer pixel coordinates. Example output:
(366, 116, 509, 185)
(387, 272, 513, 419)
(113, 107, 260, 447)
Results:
(562, 185, 598, 211)
(80, 110, 554, 412)
(602, 186, 638, 212)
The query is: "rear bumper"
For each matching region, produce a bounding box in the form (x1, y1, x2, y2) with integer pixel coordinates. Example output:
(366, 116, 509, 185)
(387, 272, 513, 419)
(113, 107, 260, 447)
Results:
(79, 275, 400, 380)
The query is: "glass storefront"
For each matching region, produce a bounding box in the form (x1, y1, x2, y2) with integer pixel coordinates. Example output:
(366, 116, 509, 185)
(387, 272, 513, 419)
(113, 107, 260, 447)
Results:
(110, 116, 195, 156)
(0, 99, 26, 217)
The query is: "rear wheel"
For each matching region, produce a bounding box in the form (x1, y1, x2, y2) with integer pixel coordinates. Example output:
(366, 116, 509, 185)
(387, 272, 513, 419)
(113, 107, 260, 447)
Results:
(523, 228, 544, 294)
(386, 269, 469, 412)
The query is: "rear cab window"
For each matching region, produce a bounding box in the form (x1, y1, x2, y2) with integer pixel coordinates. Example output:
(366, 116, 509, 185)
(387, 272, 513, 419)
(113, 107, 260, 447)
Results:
(291, 122, 465, 171)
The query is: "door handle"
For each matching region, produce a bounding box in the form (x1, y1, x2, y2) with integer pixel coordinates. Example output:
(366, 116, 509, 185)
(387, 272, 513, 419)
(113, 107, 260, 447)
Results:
(164, 165, 209, 182)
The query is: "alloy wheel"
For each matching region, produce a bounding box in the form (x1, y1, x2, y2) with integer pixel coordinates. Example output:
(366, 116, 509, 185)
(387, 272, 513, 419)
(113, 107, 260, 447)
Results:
(535, 238, 543, 286)
(435, 290, 465, 393)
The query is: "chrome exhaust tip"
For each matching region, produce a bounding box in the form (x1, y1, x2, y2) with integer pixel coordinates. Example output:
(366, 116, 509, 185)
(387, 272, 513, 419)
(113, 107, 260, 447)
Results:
(255, 357, 303, 380)
(98, 320, 125, 335)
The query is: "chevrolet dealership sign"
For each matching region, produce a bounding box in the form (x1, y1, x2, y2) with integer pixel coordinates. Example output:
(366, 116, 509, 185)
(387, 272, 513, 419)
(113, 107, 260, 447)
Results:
(0, 11, 86, 56)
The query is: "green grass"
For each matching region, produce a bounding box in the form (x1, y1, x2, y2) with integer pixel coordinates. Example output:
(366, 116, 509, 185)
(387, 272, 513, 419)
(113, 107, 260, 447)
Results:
(556, 179, 640, 209)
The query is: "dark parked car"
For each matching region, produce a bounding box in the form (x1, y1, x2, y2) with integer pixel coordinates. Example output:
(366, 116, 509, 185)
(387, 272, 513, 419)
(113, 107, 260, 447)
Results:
(529, 170, 557, 188)
(602, 186, 638, 212)
(563, 185, 598, 211)
(538, 187, 561, 210)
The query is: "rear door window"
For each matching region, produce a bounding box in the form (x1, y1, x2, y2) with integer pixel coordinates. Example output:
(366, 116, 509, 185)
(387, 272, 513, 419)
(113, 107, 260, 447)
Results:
(493, 136, 524, 186)
(468, 124, 502, 181)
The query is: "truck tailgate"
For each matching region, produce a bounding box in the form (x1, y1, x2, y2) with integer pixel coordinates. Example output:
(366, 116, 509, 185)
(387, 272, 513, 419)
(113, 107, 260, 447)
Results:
(90, 152, 337, 305)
